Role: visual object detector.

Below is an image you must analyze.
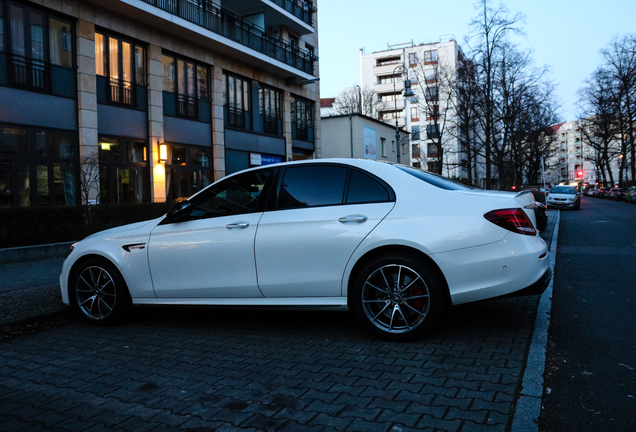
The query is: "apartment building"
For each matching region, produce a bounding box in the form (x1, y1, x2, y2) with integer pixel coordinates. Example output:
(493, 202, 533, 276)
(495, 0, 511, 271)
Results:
(360, 39, 469, 180)
(0, 0, 319, 207)
(546, 120, 625, 187)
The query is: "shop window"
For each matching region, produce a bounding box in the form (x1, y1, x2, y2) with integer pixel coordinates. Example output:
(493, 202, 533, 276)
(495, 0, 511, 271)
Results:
(95, 31, 146, 107)
(165, 144, 213, 201)
(0, 126, 78, 207)
(162, 53, 209, 119)
(98, 137, 149, 203)
(226, 73, 251, 129)
(291, 95, 315, 142)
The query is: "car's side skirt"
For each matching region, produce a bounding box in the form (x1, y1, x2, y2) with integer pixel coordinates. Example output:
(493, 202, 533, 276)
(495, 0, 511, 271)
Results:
(133, 297, 348, 307)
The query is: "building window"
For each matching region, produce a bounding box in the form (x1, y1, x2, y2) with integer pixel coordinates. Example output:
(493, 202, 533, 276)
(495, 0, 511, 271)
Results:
(98, 137, 149, 203)
(378, 74, 403, 85)
(424, 50, 437, 64)
(165, 144, 212, 201)
(409, 52, 418, 67)
(259, 85, 282, 135)
(427, 124, 440, 140)
(425, 86, 439, 102)
(162, 53, 209, 119)
(0, 126, 78, 207)
(380, 137, 386, 157)
(427, 104, 440, 120)
(226, 73, 251, 129)
(95, 31, 146, 107)
(427, 143, 438, 158)
(412, 125, 420, 141)
(424, 68, 437, 83)
(291, 95, 315, 142)
(3, 3, 74, 91)
(411, 107, 419, 121)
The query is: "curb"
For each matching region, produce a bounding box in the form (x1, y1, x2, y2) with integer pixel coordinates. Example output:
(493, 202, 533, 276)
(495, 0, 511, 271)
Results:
(511, 210, 560, 432)
(0, 242, 74, 265)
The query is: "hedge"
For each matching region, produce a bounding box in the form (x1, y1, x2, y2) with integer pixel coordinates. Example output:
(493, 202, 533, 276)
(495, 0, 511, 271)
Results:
(0, 202, 174, 249)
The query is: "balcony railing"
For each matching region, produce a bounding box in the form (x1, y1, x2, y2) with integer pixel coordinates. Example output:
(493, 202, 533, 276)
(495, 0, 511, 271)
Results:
(268, 0, 316, 27)
(141, 0, 317, 75)
(177, 94, 197, 119)
(109, 78, 135, 106)
(8, 54, 50, 91)
(263, 115, 279, 135)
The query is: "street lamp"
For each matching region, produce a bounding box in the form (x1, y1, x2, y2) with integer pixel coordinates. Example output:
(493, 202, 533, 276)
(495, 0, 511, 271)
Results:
(393, 64, 415, 164)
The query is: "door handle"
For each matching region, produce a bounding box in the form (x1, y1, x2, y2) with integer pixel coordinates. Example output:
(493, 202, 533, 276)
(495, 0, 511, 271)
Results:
(225, 222, 250, 229)
(338, 215, 368, 224)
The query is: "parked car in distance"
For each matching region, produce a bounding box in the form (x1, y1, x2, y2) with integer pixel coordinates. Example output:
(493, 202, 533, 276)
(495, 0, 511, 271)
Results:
(625, 186, 636, 203)
(599, 186, 612, 198)
(608, 187, 622, 200)
(546, 185, 581, 209)
(60, 159, 551, 341)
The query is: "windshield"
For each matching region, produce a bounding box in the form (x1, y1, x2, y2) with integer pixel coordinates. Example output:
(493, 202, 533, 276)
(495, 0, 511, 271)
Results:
(551, 186, 576, 195)
(396, 166, 472, 191)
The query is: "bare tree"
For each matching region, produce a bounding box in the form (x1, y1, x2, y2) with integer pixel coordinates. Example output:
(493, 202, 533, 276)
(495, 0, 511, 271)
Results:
(601, 34, 636, 185)
(466, 0, 524, 189)
(577, 68, 621, 186)
(333, 86, 388, 119)
(78, 153, 101, 205)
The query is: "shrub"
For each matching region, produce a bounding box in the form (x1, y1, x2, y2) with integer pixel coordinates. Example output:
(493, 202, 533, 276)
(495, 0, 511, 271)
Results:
(0, 202, 174, 248)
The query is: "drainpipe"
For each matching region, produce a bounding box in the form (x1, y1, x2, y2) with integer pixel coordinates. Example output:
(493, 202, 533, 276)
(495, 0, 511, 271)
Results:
(349, 113, 354, 158)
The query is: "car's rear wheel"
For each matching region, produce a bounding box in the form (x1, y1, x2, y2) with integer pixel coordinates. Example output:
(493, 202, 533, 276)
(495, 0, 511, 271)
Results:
(70, 258, 131, 325)
(351, 254, 445, 341)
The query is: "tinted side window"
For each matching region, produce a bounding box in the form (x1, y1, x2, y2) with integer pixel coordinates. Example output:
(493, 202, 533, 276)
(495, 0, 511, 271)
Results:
(189, 168, 272, 217)
(278, 165, 347, 209)
(346, 169, 392, 204)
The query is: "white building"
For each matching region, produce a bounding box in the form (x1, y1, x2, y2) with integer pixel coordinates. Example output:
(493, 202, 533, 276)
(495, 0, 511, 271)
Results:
(360, 39, 470, 180)
(546, 120, 627, 188)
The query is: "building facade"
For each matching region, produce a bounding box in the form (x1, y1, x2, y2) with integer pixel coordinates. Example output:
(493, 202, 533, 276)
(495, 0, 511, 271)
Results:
(320, 113, 408, 163)
(360, 39, 471, 180)
(0, 0, 320, 207)
(545, 120, 629, 188)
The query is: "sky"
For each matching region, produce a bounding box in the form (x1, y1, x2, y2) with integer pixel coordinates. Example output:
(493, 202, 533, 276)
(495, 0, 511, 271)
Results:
(317, 0, 636, 122)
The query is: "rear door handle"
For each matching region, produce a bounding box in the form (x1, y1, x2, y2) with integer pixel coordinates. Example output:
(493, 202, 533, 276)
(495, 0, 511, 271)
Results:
(338, 215, 368, 224)
(225, 222, 250, 229)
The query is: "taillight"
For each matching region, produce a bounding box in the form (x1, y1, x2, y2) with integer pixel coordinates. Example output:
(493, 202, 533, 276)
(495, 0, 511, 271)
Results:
(484, 208, 536, 236)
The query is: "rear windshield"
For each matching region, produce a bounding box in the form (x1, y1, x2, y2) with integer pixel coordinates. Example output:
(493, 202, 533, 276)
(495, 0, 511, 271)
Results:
(397, 166, 472, 191)
(551, 186, 576, 194)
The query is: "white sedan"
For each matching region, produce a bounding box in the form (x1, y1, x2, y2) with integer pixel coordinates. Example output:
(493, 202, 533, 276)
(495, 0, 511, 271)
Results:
(60, 159, 551, 341)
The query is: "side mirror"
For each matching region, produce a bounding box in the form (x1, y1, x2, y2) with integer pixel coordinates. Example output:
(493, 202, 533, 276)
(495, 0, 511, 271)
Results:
(165, 201, 194, 223)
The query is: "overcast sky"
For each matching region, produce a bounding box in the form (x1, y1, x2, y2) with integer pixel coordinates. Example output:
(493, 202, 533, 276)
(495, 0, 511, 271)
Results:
(317, 0, 636, 122)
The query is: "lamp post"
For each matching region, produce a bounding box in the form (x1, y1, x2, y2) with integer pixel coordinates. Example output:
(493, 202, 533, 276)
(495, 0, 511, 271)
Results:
(393, 64, 415, 164)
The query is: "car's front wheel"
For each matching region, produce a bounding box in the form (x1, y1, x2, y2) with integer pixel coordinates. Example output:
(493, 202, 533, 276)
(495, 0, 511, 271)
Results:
(70, 258, 132, 325)
(351, 254, 445, 341)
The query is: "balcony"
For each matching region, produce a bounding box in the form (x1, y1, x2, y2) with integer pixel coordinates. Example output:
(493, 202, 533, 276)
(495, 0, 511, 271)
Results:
(90, 0, 317, 80)
(228, 0, 316, 35)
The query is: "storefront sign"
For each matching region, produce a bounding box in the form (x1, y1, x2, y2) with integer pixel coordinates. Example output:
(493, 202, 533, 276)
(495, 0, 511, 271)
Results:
(250, 153, 282, 166)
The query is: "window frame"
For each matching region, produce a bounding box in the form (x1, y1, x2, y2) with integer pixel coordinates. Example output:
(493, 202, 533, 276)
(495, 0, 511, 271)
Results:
(226, 73, 252, 129)
(162, 52, 210, 119)
(271, 164, 395, 211)
(290, 94, 315, 142)
(95, 30, 146, 107)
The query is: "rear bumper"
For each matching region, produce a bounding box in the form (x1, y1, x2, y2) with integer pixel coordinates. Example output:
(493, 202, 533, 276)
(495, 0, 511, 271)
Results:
(497, 266, 552, 299)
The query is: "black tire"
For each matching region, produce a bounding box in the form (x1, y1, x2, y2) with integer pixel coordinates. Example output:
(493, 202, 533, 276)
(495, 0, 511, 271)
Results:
(70, 257, 132, 325)
(350, 253, 446, 341)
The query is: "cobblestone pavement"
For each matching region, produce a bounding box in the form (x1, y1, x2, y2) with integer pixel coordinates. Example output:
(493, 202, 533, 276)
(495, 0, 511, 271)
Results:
(0, 297, 539, 432)
(0, 212, 556, 432)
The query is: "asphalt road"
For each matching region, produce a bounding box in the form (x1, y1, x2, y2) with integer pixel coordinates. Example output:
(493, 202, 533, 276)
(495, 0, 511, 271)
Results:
(540, 196, 636, 430)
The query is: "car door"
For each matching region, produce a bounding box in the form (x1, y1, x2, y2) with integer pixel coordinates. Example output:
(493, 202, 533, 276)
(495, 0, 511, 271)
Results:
(255, 164, 395, 298)
(147, 168, 274, 298)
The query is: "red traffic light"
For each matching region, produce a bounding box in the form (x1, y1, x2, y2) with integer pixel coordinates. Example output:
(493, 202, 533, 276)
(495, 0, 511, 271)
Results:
(576, 170, 584, 177)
